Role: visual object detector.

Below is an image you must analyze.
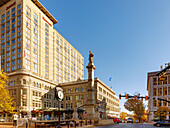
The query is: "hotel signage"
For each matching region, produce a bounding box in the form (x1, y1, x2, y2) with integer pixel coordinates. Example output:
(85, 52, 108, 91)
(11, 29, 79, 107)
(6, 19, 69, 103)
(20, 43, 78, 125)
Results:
(6, 2, 16, 10)
(43, 17, 52, 27)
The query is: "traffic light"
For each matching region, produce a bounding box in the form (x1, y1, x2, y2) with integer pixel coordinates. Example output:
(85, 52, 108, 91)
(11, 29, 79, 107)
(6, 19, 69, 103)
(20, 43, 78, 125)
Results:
(145, 96, 148, 100)
(125, 94, 129, 99)
(119, 94, 121, 99)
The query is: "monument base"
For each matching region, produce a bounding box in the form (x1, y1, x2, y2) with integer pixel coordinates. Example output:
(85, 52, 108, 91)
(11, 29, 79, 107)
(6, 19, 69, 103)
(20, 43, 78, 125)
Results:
(95, 119, 114, 126)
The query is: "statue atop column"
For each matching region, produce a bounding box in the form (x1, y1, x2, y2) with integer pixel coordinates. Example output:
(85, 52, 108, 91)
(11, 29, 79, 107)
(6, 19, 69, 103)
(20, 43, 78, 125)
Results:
(89, 51, 94, 63)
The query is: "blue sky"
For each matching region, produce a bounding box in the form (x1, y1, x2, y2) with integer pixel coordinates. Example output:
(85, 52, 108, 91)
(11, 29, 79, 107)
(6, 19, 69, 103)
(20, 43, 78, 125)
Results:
(39, 0, 170, 113)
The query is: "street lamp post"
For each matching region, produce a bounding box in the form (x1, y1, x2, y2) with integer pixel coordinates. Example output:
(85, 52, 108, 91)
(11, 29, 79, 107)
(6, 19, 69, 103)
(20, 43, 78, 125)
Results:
(58, 101, 61, 128)
(55, 87, 64, 128)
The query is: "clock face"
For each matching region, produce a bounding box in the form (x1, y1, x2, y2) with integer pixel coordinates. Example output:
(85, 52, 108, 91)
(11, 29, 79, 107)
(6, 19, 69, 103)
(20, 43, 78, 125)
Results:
(58, 91, 64, 100)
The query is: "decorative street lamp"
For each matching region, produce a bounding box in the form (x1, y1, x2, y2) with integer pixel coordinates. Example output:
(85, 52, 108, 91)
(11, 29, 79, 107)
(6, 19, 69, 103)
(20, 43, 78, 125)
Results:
(55, 87, 64, 128)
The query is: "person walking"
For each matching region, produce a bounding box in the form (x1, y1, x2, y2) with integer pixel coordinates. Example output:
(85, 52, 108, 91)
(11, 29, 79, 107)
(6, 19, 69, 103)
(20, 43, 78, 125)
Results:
(13, 114, 18, 128)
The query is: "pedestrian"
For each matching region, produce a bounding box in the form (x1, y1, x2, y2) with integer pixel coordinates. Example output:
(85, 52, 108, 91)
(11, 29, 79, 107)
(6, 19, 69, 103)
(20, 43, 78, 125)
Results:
(13, 114, 18, 128)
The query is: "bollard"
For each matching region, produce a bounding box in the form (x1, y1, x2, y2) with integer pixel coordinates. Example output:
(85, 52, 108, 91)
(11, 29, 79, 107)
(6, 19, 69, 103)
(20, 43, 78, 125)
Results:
(80, 120, 82, 127)
(74, 121, 76, 128)
(90, 120, 91, 125)
(26, 122, 28, 128)
(55, 122, 56, 128)
(67, 121, 69, 128)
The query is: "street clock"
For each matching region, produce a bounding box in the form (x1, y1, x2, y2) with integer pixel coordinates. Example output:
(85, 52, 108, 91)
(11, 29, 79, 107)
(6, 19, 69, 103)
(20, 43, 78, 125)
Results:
(57, 90, 64, 101)
(55, 87, 64, 101)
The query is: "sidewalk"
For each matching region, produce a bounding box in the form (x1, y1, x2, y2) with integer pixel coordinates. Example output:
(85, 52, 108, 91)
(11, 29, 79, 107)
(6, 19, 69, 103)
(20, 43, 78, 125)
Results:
(77, 125, 94, 128)
(0, 124, 95, 128)
(0, 125, 13, 128)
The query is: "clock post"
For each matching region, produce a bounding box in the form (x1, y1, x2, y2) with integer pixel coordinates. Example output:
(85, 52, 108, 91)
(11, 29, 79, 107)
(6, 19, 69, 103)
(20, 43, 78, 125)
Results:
(55, 87, 64, 128)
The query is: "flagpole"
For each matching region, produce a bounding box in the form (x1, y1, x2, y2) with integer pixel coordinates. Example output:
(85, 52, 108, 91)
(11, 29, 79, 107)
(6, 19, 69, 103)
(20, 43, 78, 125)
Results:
(109, 77, 112, 89)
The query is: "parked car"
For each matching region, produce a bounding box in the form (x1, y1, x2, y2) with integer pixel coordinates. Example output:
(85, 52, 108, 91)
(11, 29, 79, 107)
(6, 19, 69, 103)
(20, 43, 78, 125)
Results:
(135, 120, 139, 123)
(127, 118, 133, 123)
(0, 118, 5, 122)
(153, 120, 170, 127)
(112, 117, 121, 123)
(117, 118, 122, 123)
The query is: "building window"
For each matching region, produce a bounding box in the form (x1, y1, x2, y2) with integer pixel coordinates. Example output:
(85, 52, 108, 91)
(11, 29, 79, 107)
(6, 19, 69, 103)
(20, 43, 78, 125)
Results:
(17, 42, 21, 47)
(163, 76, 167, 84)
(17, 48, 21, 52)
(2, 29, 5, 33)
(12, 66, 15, 71)
(17, 59, 21, 63)
(17, 4, 21, 9)
(2, 24, 5, 29)
(2, 19, 5, 23)
(168, 87, 170, 95)
(7, 57, 10, 61)
(12, 45, 15, 49)
(12, 61, 15, 65)
(12, 50, 15, 54)
(6, 16, 10, 21)
(17, 53, 21, 58)
(7, 11, 10, 16)
(7, 26, 10, 31)
(23, 79, 26, 84)
(17, 37, 21, 42)
(22, 99, 26, 106)
(17, 20, 21, 25)
(17, 10, 21, 15)
(12, 13, 15, 18)
(6, 62, 10, 67)
(12, 7, 15, 12)
(12, 24, 15, 28)
(17, 15, 21, 20)
(163, 87, 167, 95)
(2, 14, 5, 19)
(12, 18, 15, 23)
(26, 6, 31, 12)
(12, 56, 15, 60)
(7, 68, 10, 72)
(7, 21, 10, 26)
(17, 64, 21, 69)
(158, 88, 162, 96)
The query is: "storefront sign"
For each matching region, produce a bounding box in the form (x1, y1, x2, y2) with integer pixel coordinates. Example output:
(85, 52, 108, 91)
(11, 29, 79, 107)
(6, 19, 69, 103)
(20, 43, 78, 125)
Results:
(6, 2, 16, 10)
(43, 17, 52, 27)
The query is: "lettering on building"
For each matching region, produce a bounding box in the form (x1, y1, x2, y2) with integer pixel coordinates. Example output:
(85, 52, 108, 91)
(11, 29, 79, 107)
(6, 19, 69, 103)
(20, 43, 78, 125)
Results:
(43, 17, 52, 27)
(6, 2, 16, 10)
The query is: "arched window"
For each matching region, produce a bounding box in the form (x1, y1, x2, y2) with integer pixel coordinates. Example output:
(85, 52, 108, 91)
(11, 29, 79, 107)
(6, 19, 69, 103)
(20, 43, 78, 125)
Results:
(23, 79, 26, 84)
(8, 81, 11, 87)
(75, 88, 78, 92)
(81, 87, 83, 92)
(14, 80, 16, 86)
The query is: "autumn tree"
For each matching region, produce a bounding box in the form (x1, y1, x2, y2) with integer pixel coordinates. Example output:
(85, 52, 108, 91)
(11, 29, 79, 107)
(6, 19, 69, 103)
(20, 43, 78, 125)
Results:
(124, 98, 145, 120)
(155, 107, 170, 121)
(120, 112, 127, 120)
(0, 70, 15, 112)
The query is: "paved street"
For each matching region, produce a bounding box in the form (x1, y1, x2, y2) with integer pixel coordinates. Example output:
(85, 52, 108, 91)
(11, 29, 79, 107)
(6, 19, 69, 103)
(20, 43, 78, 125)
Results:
(93, 123, 169, 128)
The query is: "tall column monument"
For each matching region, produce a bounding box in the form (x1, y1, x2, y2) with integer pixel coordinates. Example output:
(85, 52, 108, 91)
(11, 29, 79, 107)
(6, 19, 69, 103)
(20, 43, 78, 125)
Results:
(85, 51, 96, 119)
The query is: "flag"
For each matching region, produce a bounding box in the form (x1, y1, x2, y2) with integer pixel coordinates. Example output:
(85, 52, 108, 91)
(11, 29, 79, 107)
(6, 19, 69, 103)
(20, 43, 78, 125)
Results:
(109, 77, 112, 81)
(81, 111, 87, 118)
